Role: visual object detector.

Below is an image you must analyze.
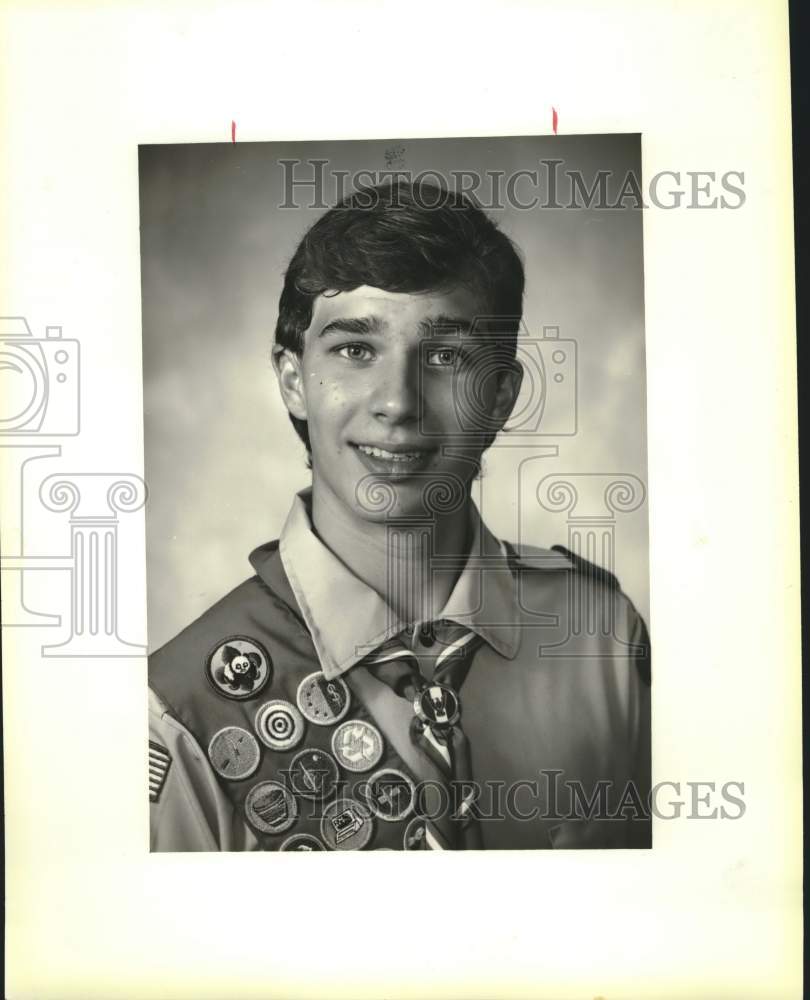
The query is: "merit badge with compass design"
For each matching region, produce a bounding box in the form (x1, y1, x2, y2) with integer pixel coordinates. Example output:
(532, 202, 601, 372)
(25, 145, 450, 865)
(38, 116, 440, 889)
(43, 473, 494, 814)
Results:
(287, 748, 340, 801)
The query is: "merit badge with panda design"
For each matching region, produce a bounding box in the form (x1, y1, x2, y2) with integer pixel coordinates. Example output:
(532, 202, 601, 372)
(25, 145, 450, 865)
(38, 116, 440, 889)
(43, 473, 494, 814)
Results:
(206, 635, 272, 700)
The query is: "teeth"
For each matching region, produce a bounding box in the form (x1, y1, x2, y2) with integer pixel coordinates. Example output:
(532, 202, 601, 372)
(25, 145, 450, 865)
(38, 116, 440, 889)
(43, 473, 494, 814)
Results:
(357, 444, 422, 462)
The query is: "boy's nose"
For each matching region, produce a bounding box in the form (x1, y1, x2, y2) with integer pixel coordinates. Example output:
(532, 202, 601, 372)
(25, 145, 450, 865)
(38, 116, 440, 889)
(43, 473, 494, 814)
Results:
(370, 358, 421, 424)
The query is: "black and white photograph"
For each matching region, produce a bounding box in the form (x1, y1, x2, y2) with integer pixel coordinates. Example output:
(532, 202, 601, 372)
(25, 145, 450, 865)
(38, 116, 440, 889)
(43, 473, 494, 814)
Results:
(3, 1, 800, 995)
(141, 135, 651, 852)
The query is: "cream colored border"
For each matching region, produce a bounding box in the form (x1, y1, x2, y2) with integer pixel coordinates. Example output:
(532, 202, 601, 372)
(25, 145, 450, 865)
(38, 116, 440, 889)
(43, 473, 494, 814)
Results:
(1, 1, 800, 998)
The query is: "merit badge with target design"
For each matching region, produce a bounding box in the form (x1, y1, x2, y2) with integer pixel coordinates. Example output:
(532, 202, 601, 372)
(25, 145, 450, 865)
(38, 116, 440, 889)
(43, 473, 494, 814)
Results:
(254, 700, 305, 751)
(280, 833, 326, 851)
(360, 768, 416, 822)
(208, 726, 261, 781)
(296, 671, 351, 726)
(331, 719, 384, 772)
(320, 797, 374, 850)
(206, 636, 271, 700)
(288, 748, 340, 801)
(244, 780, 297, 835)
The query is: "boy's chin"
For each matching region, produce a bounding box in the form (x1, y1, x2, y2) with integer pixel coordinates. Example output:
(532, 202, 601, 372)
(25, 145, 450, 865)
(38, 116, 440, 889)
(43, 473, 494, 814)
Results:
(352, 472, 470, 522)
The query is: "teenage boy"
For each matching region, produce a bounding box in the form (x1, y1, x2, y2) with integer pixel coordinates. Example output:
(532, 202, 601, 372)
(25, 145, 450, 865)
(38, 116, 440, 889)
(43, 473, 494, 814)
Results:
(148, 181, 651, 851)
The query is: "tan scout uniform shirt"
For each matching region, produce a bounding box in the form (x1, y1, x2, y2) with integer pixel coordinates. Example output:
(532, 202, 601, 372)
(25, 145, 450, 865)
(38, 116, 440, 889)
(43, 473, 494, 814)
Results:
(149, 490, 651, 851)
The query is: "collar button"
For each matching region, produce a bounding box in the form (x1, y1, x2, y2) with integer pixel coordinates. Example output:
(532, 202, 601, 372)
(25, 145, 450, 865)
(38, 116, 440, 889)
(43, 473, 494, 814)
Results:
(418, 626, 435, 648)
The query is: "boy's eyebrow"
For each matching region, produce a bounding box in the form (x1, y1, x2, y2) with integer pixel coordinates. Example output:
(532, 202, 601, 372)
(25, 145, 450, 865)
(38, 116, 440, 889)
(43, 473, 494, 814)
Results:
(316, 313, 474, 338)
(317, 315, 386, 337)
(417, 315, 473, 335)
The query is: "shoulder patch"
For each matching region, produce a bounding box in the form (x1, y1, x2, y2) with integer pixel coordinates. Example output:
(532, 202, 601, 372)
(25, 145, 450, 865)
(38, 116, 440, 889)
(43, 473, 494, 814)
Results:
(502, 541, 573, 571)
(551, 545, 620, 589)
(149, 740, 172, 803)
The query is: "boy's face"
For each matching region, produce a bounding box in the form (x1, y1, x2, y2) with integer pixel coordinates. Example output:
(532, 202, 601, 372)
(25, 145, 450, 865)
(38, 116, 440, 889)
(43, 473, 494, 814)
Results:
(274, 285, 522, 522)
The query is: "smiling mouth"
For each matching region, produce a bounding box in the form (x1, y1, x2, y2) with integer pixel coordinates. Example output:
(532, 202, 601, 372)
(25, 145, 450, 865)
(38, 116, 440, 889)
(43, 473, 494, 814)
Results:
(355, 444, 428, 463)
(351, 442, 436, 474)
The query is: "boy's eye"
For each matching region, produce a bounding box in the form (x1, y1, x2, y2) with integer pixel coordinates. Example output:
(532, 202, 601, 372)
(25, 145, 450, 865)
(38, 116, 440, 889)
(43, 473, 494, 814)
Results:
(336, 343, 375, 362)
(426, 348, 459, 367)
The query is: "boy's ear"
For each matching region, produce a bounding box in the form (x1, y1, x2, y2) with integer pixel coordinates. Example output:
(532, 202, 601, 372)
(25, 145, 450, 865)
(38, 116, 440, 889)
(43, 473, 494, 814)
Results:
(272, 345, 308, 421)
(490, 359, 524, 429)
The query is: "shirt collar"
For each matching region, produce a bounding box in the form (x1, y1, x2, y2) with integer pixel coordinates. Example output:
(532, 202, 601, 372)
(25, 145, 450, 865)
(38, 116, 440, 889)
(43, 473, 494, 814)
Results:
(274, 489, 524, 680)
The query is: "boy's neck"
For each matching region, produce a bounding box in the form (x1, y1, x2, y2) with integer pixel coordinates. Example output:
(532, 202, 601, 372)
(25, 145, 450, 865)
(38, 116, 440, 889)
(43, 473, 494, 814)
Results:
(310, 484, 473, 626)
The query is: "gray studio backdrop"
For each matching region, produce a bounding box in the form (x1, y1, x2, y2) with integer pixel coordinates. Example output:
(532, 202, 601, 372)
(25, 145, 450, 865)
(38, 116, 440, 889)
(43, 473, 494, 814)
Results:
(140, 135, 649, 652)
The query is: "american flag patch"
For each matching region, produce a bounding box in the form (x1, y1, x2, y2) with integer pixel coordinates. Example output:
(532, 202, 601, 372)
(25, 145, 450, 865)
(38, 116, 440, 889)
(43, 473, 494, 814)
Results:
(149, 740, 172, 802)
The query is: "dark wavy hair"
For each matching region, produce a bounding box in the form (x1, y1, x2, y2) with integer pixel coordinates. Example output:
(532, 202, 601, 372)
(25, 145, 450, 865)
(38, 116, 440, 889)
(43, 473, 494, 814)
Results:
(274, 179, 525, 452)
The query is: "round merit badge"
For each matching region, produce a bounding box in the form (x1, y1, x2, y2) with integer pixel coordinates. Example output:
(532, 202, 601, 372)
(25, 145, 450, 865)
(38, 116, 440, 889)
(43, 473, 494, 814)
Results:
(280, 833, 326, 852)
(254, 700, 305, 751)
(206, 635, 271, 700)
(245, 781, 297, 835)
(320, 798, 374, 851)
(403, 816, 433, 850)
(413, 684, 460, 728)
(288, 748, 340, 801)
(360, 768, 416, 822)
(296, 672, 351, 726)
(208, 726, 261, 781)
(331, 719, 384, 773)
